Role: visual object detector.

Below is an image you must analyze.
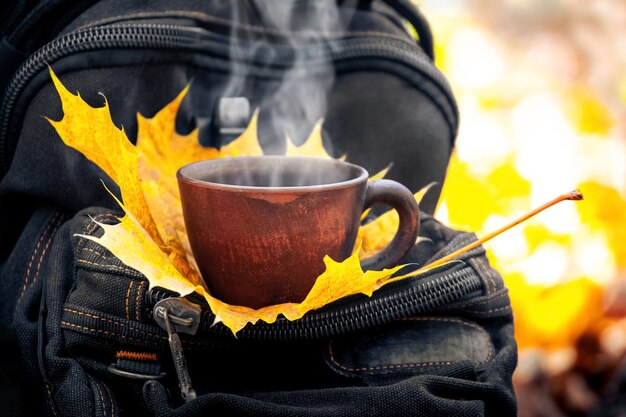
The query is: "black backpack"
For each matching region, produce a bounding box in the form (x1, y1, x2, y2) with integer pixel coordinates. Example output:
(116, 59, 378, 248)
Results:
(0, 1, 517, 416)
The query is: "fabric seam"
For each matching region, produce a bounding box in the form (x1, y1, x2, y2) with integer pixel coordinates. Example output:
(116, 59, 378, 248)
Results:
(16, 211, 64, 310)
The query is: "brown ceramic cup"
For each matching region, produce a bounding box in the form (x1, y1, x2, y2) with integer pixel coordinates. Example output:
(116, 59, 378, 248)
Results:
(177, 156, 419, 309)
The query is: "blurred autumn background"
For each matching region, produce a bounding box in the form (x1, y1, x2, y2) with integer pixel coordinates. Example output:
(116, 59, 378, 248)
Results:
(417, 0, 626, 415)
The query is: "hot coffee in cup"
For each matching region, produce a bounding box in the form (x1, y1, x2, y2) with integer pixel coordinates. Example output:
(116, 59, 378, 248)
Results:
(177, 156, 419, 309)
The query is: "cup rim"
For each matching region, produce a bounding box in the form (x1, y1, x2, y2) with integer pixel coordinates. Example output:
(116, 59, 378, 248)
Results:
(177, 156, 369, 192)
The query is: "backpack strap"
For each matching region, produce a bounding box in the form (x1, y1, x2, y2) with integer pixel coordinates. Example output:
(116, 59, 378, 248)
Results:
(350, 0, 434, 60)
(5, 0, 99, 48)
(378, 0, 435, 60)
(0, 1, 99, 87)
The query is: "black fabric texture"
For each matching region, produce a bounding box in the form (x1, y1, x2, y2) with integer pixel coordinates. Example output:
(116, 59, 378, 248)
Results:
(0, 1, 516, 416)
(0, 207, 518, 416)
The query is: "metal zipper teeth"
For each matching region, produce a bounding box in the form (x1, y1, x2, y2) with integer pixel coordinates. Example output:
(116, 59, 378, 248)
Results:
(190, 266, 482, 341)
(142, 233, 488, 340)
(0, 22, 457, 175)
(0, 25, 196, 175)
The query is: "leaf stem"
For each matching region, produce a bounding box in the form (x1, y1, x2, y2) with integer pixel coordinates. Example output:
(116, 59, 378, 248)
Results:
(408, 189, 584, 277)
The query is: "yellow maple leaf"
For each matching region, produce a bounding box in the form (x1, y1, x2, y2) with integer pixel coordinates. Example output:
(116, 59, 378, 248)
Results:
(199, 248, 405, 334)
(285, 120, 331, 158)
(80, 195, 405, 334)
(77, 191, 203, 294)
(285, 119, 349, 161)
(47, 70, 422, 334)
(46, 68, 161, 242)
(367, 164, 392, 182)
(136, 86, 262, 272)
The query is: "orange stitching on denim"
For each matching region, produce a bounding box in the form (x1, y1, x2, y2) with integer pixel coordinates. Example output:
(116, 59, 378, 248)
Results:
(77, 216, 100, 252)
(76, 259, 136, 274)
(83, 213, 117, 234)
(61, 321, 165, 343)
(94, 382, 107, 417)
(328, 316, 495, 372)
(77, 213, 118, 259)
(125, 280, 134, 320)
(22, 221, 49, 294)
(30, 214, 64, 292)
(63, 308, 212, 347)
(102, 382, 115, 417)
(81, 247, 111, 259)
(20, 211, 61, 298)
(402, 317, 494, 365)
(61, 319, 212, 347)
(63, 307, 161, 337)
(328, 342, 455, 372)
(77, 214, 141, 321)
(135, 281, 145, 321)
(116, 351, 157, 361)
(77, 213, 118, 252)
(45, 384, 59, 417)
(91, 213, 118, 225)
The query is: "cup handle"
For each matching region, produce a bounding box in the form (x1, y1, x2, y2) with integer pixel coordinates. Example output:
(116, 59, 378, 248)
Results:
(360, 179, 420, 271)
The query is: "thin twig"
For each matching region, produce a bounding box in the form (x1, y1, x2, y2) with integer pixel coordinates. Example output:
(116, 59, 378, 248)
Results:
(405, 189, 584, 277)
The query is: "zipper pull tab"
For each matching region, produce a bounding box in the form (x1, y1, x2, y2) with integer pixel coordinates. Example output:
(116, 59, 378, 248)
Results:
(154, 298, 201, 402)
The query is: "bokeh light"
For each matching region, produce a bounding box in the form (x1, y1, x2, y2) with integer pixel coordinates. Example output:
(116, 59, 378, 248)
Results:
(419, 0, 626, 414)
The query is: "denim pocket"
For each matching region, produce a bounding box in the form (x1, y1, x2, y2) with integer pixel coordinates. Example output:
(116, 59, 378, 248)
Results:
(325, 316, 493, 385)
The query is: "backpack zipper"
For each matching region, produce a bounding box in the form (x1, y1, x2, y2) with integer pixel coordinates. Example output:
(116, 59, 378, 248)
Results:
(153, 302, 197, 402)
(148, 264, 482, 403)
(0, 22, 457, 176)
(148, 262, 483, 342)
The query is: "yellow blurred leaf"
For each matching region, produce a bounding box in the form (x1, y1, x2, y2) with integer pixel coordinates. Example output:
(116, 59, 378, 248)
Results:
(565, 86, 614, 135)
(441, 155, 530, 231)
(523, 224, 571, 254)
(577, 180, 626, 267)
(507, 274, 603, 349)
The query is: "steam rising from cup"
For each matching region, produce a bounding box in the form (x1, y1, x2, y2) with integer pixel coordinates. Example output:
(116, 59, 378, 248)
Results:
(221, 1, 351, 155)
